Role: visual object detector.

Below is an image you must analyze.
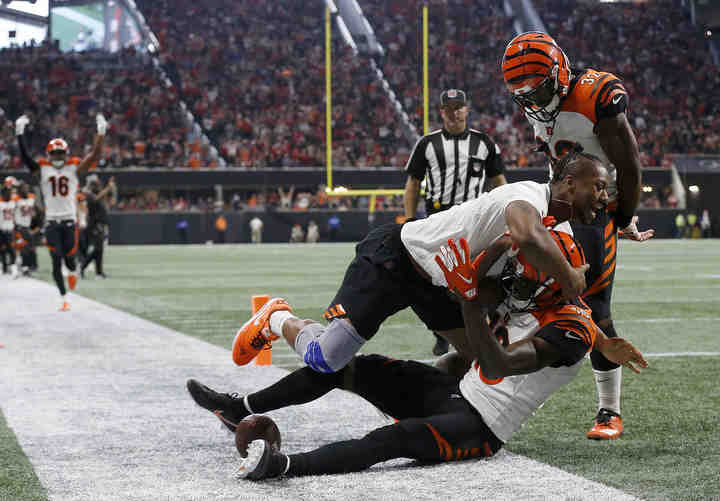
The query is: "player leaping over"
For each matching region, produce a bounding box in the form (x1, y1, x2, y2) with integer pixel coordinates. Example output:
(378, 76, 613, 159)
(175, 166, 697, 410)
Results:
(15, 113, 108, 311)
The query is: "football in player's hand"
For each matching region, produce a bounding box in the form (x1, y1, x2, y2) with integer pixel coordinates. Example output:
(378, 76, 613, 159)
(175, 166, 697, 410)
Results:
(235, 415, 281, 458)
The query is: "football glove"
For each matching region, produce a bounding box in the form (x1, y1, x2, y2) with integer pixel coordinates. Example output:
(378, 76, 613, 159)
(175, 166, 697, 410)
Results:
(15, 115, 29, 136)
(434, 237, 482, 301)
(96, 114, 108, 135)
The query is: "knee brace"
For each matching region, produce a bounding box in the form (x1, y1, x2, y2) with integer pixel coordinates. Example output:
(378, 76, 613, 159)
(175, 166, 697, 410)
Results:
(294, 320, 365, 373)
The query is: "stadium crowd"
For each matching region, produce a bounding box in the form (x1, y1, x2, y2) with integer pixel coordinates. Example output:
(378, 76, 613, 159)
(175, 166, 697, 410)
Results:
(136, 0, 410, 169)
(114, 186, 403, 212)
(537, 0, 720, 161)
(1, 0, 715, 173)
(0, 42, 212, 171)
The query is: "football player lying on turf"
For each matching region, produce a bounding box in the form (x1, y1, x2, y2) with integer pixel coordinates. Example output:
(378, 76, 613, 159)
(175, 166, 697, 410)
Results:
(231, 150, 608, 375)
(187, 233, 647, 480)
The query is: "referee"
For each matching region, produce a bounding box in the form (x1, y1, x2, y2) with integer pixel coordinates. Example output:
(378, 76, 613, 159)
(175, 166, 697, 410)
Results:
(403, 88, 507, 354)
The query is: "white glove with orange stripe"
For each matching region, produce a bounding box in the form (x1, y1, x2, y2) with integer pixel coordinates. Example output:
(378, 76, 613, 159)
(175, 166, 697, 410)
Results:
(434, 237, 482, 301)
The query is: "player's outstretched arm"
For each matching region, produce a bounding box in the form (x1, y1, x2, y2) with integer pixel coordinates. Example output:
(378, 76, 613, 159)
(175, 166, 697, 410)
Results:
(15, 115, 40, 174)
(596, 113, 647, 232)
(594, 329, 648, 374)
(460, 300, 568, 379)
(78, 114, 108, 173)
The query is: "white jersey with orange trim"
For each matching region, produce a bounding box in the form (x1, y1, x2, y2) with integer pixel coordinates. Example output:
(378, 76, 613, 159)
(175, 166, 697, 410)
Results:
(401, 181, 571, 287)
(459, 302, 598, 442)
(0, 198, 16, 231)
(39, 158, 80, 222)
(14, 194, 35, 228)
(527, 69, 629, 202)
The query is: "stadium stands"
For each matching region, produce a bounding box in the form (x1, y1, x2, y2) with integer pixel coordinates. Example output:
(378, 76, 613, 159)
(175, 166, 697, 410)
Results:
(1, 0, 714, 174)
(0, 43, 211, 169)
(135, 0, 410, 168)
(536, 0, 720, 162)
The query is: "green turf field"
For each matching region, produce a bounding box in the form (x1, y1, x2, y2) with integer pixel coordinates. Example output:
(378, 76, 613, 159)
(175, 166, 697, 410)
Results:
(2, 239, 720, 500)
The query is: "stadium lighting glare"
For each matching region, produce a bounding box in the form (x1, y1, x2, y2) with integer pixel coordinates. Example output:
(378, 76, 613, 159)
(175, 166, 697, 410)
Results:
(689, 185, 700, 194)
(642, 186, 653, 193)
(324, 0, 338, 14)
(335, 16, 358, 53)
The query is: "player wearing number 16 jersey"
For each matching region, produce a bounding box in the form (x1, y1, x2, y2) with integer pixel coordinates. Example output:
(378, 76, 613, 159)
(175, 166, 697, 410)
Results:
(15, 113, 108, 311)
(502, 32, 655, 439)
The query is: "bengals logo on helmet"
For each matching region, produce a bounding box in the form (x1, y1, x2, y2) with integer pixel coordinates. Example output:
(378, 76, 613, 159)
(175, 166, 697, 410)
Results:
(501, 32, 572, 122)
(500, 229, 586, 312)
(46, 138, 69, 154)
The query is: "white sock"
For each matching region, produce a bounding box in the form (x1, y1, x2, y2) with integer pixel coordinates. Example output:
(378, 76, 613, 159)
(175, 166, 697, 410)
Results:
(594, 367, 622, 415)
(268, 310, 296, 337)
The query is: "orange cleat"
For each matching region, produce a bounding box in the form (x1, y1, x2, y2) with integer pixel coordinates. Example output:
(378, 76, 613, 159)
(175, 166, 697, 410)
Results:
(587, 408, 623, 440)
(232, 298, 292, 366)
(59, 301, 71, 312)
(68, 274, 78, 291)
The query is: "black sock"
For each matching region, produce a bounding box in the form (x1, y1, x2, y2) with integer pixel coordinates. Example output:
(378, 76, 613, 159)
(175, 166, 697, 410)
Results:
(591, 321, 621, 371)
(52, 254, 66, 295)
(246, 366, 346, 414)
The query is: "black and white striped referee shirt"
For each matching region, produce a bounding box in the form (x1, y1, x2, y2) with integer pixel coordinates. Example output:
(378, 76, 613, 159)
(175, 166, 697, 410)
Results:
(405, 128, 505, 214)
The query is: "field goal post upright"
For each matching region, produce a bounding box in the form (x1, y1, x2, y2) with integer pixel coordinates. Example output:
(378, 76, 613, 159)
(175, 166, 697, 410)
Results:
(323, 1, 405, 217)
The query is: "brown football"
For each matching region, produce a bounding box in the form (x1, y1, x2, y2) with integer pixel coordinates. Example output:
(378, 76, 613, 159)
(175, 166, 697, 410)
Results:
(235, 414, 282, 458)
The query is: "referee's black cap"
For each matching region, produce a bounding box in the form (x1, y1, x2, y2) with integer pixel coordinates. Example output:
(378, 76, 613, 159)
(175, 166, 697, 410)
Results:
(440, 89, 467, 107)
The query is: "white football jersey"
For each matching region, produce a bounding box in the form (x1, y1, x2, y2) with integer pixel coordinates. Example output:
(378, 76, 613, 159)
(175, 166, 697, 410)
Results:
(459, 312, 584, 442)
(14, 195, 35, 228)
(526, 69, 628, 202)
(0, 199, 16, 231)
(40, 159, 80, 221)
(401, 181, 566, 287)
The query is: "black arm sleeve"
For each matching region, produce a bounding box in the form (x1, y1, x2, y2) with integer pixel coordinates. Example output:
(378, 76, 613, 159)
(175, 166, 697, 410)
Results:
(18, 135, 40, 173)
(484, 139, 505, 178)
(404, 136, 430, 180)
(535, 322, 592, 367)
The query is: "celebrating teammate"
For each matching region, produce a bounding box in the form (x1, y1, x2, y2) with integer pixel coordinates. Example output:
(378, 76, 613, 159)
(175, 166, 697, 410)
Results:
(186, 226, 647, 480)
(0, 183, 17, 277)
(501, 32, 654, 439)
(15, 113, 108, 310)
(231, 151, 607, 378)
(13, 181, 37, 276)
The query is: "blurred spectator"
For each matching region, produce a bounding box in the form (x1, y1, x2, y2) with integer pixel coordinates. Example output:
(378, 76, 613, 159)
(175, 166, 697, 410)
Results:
(675, 212, 686, 238)
(215, 213, 227, 243)
(306, 220, 320, 243)
(0, 43, 211, 169)
(176, 219, 189, 243)
(701, 209, 712, 238)
(250, 216, 263, 243)
(290, 223, 305, 243)
(328, 215, 341, 241)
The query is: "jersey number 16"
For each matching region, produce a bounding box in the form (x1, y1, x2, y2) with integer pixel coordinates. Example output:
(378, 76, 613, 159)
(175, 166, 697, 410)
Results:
(49, 176, 70, 197)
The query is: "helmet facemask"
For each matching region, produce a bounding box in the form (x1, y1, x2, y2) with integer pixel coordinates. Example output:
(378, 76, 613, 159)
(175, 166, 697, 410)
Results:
(512, 66, 562, 123)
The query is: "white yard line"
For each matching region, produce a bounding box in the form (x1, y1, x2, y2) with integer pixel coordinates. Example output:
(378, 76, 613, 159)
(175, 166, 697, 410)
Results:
(0, 278, 639, 501)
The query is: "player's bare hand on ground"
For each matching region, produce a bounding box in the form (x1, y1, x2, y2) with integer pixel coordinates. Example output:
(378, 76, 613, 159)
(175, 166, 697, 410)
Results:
(560, 263, 589, 300)
(619, 216, 655, 241)
(598, 337, 648, 374)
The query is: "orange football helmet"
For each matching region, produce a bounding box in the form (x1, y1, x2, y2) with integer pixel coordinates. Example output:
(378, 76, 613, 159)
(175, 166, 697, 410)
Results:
(46, 138, 69, 154)
(500, 229, 586, 312)
(501, 32, 572, 122)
